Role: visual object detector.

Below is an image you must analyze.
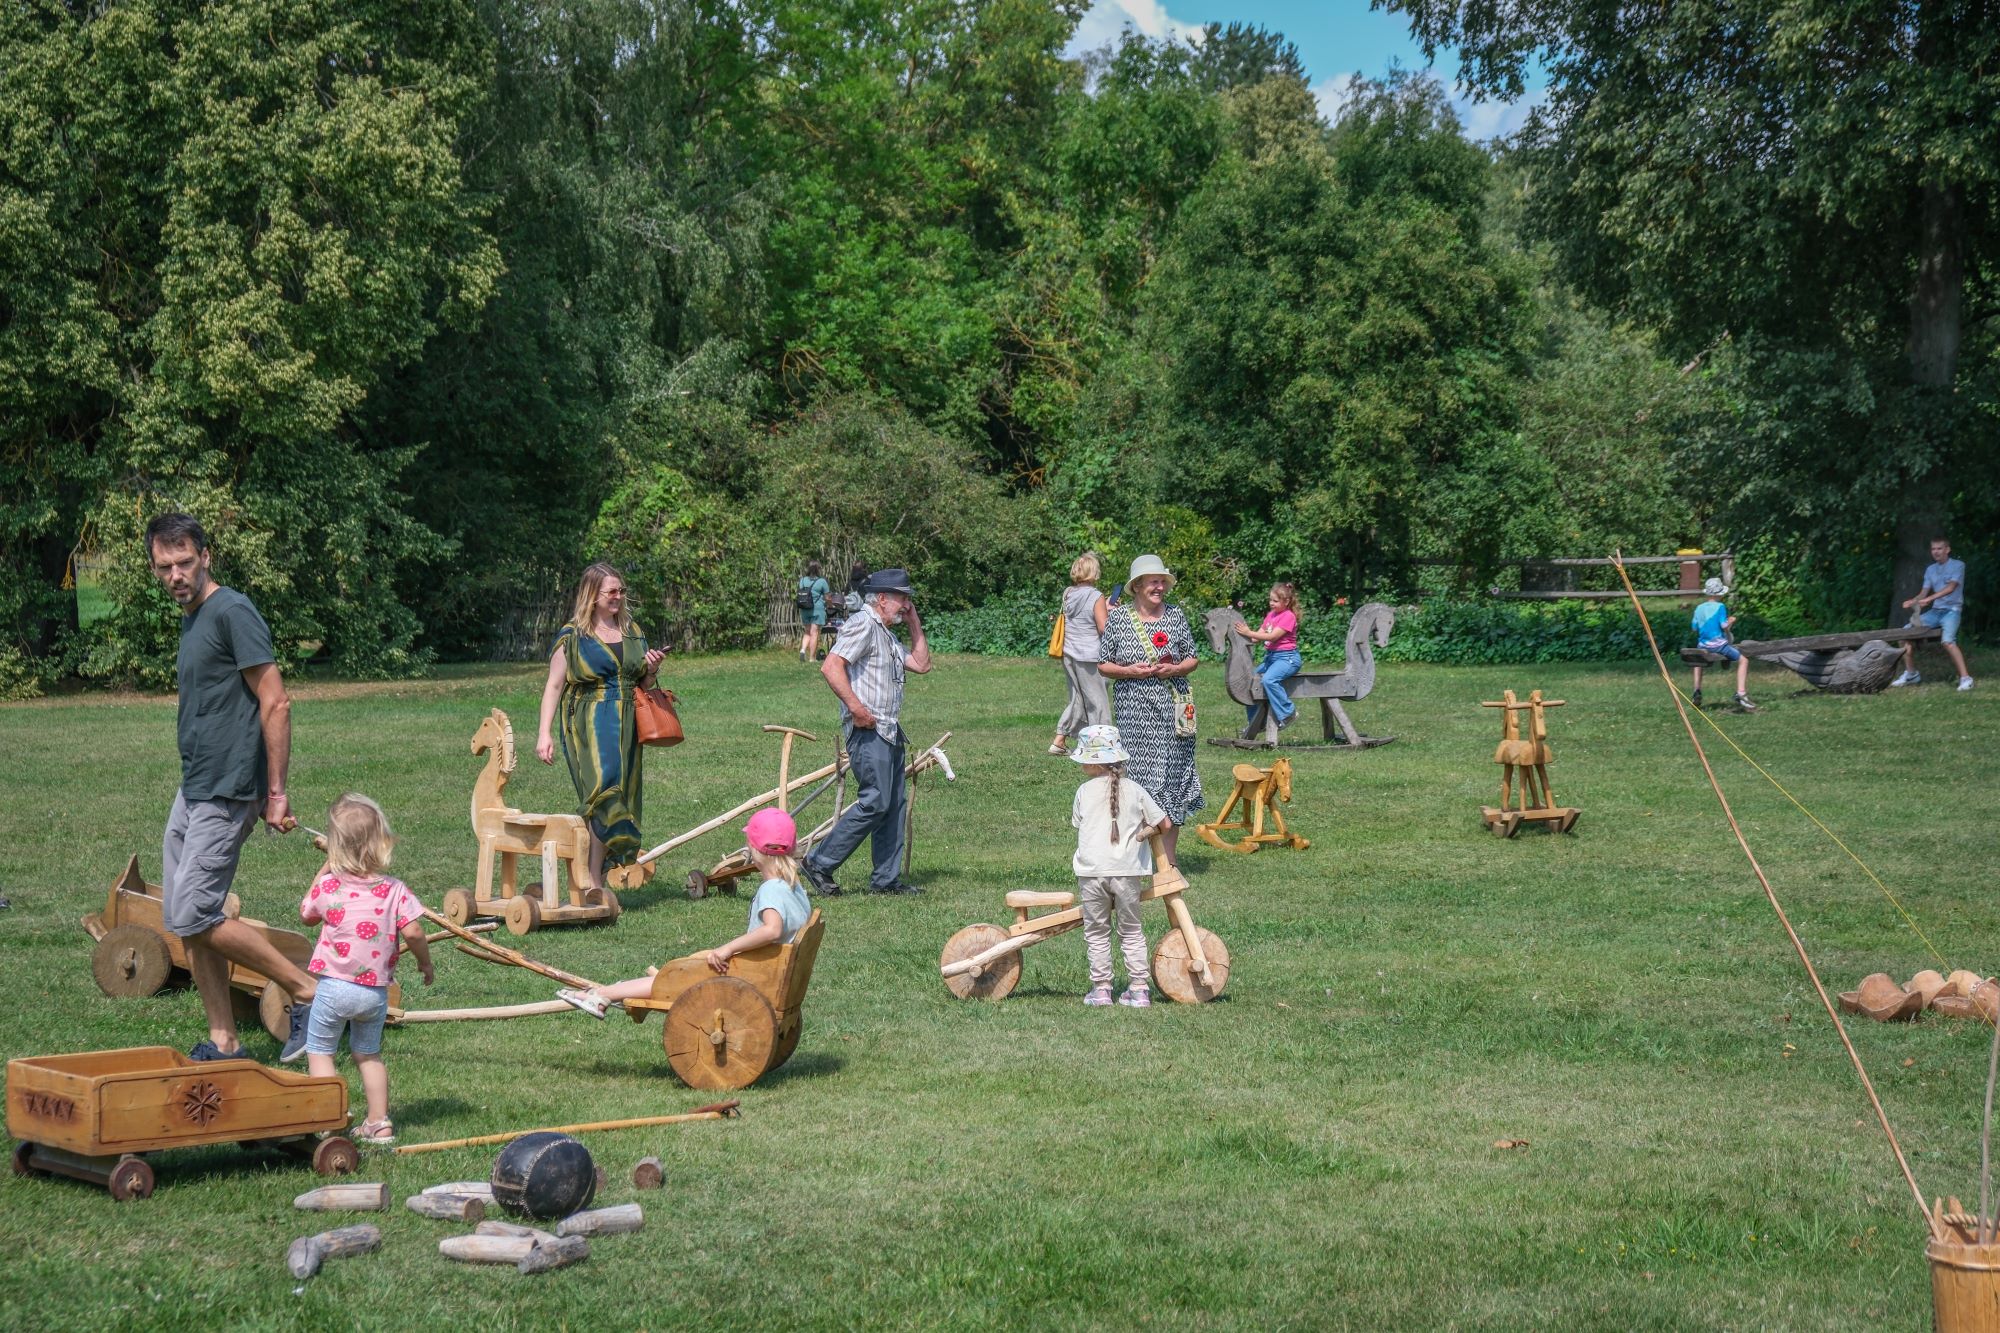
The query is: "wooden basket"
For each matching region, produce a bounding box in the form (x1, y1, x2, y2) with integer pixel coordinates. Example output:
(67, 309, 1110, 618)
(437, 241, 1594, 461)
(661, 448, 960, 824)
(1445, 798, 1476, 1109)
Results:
(1928, 1238, 2000, 1331)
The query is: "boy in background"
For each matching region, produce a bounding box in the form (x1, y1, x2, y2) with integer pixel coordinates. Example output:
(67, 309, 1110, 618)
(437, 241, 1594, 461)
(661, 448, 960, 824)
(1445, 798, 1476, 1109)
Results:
(1690, 576, 1758, 712)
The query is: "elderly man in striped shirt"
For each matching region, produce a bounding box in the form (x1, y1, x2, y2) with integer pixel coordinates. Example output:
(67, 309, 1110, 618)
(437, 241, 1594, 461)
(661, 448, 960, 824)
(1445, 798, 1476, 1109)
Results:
(803, 568, 933, 895)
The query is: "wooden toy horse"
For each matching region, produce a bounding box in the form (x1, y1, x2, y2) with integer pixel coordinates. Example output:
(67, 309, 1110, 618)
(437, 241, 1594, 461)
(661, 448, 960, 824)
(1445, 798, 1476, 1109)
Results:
(1196, 757, 1309, 853)
(1204, 604, 1396, 749)
(446, 709, 615, 934)
(1478, 690, 1579, 837)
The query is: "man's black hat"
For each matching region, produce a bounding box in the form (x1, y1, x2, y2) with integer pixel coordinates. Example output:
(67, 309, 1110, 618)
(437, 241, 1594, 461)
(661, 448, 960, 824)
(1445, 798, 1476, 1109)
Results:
(860, 567, 915, 596)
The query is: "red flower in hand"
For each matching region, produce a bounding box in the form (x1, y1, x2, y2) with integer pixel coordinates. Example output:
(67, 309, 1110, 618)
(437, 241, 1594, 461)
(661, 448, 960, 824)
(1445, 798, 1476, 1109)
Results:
(1151, 631, 1169, 649)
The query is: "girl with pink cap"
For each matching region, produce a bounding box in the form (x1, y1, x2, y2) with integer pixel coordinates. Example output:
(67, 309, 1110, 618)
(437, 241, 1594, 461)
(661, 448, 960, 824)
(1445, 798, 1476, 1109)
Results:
(557, 808, 812, 1017)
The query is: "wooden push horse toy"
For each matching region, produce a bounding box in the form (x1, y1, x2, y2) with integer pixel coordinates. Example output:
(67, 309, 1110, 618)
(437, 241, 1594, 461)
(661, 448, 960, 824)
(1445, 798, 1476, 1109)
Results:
(80, 856, 396, 1043)
(444, 709, 616, 936)
(688, 732, 955, 899)
(8, 1047, 358, 1199)
(938, 837, 1228, 1003)
(422, 910, 826, 1091)
(609, 724, 852, 895)
(1204, 604, 1397, 749)
(1479, 689, 1580, 837)
(1196, 757, 1309, 853)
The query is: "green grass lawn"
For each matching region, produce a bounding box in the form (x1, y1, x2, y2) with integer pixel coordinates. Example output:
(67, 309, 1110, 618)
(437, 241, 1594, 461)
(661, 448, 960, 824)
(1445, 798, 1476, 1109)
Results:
(0, 645, 1993, 1329)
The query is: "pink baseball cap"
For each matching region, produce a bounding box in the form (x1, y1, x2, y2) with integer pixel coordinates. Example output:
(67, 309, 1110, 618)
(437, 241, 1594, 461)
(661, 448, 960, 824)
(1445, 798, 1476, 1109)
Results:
(744, 808, 797, 854)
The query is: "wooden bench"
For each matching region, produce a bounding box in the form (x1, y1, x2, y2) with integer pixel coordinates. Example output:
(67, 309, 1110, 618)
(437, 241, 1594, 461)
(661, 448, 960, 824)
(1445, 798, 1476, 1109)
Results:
(1679, 625, 1942, 666)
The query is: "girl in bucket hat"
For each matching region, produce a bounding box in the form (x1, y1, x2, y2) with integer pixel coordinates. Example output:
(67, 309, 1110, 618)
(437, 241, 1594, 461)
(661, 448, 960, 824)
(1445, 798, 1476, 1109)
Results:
(1069, 725, 1170, 1008)
(557, 809, 812, 1017)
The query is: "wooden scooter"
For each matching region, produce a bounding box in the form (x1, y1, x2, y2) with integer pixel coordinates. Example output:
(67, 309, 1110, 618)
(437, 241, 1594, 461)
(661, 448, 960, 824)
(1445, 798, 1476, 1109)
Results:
(938, 836, 1229, 1003)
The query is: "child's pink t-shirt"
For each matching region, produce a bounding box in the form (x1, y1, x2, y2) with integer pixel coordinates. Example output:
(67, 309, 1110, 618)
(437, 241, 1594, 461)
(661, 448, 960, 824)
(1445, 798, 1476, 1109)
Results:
(1262, 608, 1298, 652)
(300, 871, 422, 988)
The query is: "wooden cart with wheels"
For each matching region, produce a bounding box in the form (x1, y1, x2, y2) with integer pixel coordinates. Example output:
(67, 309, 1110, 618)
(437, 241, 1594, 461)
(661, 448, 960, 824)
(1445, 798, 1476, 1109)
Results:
(451, 708, 619, 934)
(938, 839, 1229, 1004)
(623, 912, 825, 1089)
(79, 857, 394, 1041)
(7, 1047, 356, 1200)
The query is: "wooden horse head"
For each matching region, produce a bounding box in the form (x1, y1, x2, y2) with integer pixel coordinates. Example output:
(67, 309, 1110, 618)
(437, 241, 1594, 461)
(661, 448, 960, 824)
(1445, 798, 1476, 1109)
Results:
(1204, 606, 1261, 709)
(470, 707, 517, 832)
(1267, 757, 1293, 803)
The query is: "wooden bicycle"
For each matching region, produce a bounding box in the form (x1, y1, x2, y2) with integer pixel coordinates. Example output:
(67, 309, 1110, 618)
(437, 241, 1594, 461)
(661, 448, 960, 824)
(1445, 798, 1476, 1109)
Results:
(938, 837, 1229, 1003)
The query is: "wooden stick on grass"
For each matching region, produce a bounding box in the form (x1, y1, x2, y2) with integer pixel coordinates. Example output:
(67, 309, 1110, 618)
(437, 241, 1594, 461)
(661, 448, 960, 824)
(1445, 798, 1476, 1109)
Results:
(394, 1101, 741, 1155)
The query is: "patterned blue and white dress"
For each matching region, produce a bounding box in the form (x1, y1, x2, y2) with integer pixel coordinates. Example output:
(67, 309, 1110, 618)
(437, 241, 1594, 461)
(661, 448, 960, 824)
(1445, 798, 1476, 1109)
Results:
(1099, 604, 1204, 824)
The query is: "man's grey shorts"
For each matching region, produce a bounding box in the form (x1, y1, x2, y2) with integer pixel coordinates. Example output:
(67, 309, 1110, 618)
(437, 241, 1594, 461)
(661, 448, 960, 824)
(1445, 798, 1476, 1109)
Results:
(162, 789, 259, 938)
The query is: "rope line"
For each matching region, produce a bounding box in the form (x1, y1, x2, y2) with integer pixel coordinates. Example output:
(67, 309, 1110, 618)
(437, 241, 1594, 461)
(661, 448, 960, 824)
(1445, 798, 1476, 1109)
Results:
(1613, 553, 1940, 1241)
(1664, 679, 1952, 971)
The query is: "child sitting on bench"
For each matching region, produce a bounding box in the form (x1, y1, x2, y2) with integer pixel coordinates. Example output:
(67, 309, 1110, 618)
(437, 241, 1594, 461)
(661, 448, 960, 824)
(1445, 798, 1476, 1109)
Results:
(1690, 576, 1757, 712)
(557, 809, 811, 1017)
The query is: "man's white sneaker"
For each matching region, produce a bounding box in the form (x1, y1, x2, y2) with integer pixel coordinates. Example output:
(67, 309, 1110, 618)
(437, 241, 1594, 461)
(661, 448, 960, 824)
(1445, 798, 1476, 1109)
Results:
(1959, 676, 1975, 692)
(1889, 670, 1920, 687)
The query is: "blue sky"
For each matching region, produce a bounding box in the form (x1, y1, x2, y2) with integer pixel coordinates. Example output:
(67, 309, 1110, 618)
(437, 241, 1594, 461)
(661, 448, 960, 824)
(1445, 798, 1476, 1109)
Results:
(1067, 0, 1549, 140)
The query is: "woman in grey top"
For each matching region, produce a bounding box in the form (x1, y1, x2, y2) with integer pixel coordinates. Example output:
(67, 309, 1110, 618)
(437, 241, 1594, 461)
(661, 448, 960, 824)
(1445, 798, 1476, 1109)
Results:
(1050, 552, 1111, 755)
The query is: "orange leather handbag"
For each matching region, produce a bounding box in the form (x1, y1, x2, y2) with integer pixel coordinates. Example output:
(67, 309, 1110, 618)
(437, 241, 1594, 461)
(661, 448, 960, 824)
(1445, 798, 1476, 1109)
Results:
(634, 685, 683, 747)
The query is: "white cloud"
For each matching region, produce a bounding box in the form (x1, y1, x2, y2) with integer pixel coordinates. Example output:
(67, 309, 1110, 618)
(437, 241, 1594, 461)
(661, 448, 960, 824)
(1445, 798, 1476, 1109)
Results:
(1310, 73, 1366, 123)
(1066, 0, 1206, 57)
(1453, 84, 1550, 143)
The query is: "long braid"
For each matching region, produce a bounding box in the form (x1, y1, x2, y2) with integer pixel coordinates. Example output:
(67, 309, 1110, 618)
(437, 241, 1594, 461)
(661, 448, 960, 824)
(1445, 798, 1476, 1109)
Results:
(1107, 762, 1122, 846)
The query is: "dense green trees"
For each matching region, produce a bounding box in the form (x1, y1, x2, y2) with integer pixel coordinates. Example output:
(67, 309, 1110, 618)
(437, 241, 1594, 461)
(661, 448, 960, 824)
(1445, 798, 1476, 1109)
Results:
(1390, 0, 2000, 617)
(7, 0, 1973, 689)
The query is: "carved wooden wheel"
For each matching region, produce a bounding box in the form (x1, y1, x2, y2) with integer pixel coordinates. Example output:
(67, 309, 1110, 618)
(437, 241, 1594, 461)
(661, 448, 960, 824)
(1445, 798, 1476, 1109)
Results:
(663, 978, 776, 1090)
(91, 925, 173, 997)
(1152, 925, 1231, 1004)
(940, 924, 1021, 1000)
(179, 1080, 225, 1127)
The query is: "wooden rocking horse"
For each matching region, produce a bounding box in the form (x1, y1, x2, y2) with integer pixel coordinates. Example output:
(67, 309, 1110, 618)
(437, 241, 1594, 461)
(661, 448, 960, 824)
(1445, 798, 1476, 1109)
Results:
(1196, 757, 1310, 853)
(442, 709, 620, 935)
(1478, 690, 1580, 837)
(1204, 604, 1397, 749)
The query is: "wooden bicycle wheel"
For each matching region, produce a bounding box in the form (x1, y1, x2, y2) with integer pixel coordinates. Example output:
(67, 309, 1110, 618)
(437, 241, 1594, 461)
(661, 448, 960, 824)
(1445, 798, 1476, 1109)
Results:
(940, 924, 1021, 1001)
(584, 885, 621, 918)
(442, 889, 475, 926)
(92, 925, 173, 997)
(260, 981, 292, 1042)
(504, 895, 541, 936)
(1152, 926, 1231, 1004)
(664, 978, 777, 1090)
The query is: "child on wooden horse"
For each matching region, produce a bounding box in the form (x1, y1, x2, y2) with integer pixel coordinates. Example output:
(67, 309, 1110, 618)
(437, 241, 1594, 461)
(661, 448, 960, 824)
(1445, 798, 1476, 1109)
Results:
(1231, 582, 1303, 730)
(1070, 726, 1170, 1009)
(558, 809, 812, 1017)
(300, 794, 434, 1146)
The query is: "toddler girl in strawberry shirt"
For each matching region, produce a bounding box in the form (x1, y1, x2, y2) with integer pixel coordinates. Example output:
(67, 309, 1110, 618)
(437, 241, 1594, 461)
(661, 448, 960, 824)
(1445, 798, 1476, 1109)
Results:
(299, 793, 432, 1145)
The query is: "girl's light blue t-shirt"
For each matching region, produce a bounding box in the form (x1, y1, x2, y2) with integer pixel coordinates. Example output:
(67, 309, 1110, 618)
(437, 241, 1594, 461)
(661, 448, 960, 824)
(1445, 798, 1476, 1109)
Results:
(748, 877, 811, 943)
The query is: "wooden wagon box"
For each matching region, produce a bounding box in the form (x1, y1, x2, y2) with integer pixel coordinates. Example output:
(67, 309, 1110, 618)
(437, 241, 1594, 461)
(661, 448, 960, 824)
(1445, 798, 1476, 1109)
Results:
(8, 1048, 356, 1198)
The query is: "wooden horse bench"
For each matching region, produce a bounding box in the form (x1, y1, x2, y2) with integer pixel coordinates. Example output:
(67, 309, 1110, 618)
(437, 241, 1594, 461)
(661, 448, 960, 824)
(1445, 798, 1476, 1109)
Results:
(625, 911, 825, 1089)
(1196, 758, 1309, 853)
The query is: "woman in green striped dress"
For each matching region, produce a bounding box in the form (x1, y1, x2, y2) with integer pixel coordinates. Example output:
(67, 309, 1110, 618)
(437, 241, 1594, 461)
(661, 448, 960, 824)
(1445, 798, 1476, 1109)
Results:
(535, 563, 665, 890)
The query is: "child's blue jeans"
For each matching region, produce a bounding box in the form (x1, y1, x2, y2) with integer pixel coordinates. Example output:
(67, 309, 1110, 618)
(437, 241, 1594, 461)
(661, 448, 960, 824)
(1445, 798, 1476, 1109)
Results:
(1252, 650, 1302, 725)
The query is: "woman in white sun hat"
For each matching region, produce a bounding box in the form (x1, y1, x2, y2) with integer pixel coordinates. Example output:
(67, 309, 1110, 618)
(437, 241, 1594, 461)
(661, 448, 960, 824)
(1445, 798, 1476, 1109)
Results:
(1097, 554, 1203, 861)
(1069, 725, 1169, 1008)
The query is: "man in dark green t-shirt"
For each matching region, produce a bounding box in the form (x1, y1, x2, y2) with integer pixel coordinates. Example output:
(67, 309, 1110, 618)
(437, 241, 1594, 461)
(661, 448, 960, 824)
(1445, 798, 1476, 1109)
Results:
(147, 514, 319, 1063)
